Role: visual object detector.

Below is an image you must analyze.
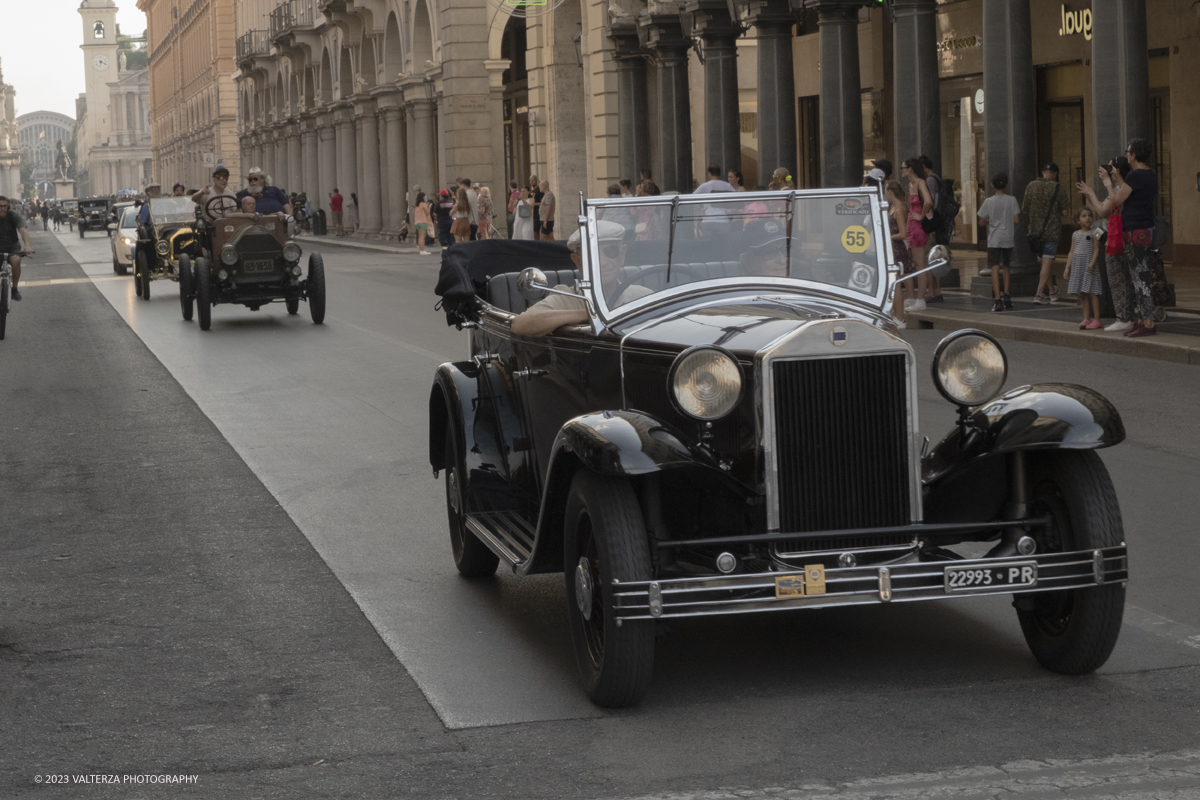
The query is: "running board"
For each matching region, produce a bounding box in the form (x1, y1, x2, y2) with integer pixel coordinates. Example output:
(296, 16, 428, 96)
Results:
(464, 511, 536, 568)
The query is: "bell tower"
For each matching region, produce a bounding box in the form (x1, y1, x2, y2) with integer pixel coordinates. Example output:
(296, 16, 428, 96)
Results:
(79, 0, 119, 148)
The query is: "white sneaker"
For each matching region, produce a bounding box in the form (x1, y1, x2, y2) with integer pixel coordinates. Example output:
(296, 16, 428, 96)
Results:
(909, 299, 926, 311)
(903, 299, 916, 310)
(893, 318, 907, 329)
(1104, 320, 1134, 332)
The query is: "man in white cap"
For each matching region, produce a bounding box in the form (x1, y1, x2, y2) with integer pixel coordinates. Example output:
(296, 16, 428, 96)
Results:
(236, 167, 292, 217)
(512, 220, 651, 336)
(137, 181, 162, 224)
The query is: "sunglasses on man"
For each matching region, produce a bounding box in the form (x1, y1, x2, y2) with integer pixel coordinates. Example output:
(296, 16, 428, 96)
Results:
(600, 244, 622, 259)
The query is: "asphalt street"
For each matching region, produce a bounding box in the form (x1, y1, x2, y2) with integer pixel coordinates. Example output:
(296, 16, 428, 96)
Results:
(3, 227, 1200, 798)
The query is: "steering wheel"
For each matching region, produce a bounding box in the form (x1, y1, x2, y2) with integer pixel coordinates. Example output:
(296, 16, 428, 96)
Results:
(204, 195, 240, 219)
(611, 262, 705, 301)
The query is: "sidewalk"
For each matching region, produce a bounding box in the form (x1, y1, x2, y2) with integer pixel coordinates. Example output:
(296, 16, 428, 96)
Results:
(909, 249, 1200, 366)
(296, 231, 427, 256)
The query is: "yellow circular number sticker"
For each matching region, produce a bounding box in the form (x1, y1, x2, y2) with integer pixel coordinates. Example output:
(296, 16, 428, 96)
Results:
(841, 225, 871, 254)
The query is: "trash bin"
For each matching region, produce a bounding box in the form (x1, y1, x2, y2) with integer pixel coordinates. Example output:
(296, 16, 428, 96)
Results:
(313, 209, 327, 236)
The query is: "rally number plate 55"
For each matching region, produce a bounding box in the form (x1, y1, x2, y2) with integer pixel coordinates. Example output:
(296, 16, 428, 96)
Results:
(944, 562, 1037, 593)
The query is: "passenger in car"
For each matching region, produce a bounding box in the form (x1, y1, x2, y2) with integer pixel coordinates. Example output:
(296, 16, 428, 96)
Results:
(511, 221, 650, 336)
(739, 217, 790, 278)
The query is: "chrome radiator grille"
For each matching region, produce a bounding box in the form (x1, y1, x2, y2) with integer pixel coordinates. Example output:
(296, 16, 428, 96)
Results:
(771, 353, 912, 539)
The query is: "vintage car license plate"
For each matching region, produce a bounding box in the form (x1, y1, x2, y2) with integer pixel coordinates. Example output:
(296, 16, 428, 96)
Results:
(243, 259, 276, 274)
(944, 562, 1037, 593)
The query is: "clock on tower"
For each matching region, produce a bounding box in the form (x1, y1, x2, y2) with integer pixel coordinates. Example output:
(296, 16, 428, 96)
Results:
(93, 54, 109, 71)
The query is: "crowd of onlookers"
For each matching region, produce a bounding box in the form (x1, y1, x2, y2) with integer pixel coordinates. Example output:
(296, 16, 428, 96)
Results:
(405, 175, 555, 255)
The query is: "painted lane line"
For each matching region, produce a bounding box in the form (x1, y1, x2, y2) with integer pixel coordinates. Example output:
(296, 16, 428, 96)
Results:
(327, 316, 453, 363)
(20, 276, 127, 287)
(1125, 605, 1200, 652)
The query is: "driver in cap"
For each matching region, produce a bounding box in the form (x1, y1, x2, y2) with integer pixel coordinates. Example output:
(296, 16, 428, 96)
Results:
(191, 167, 239, 222)
(137, 181, 162, 224)
(512, 220, 649, 337)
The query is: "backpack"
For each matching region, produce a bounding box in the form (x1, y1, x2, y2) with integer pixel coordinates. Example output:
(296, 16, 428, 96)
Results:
(931, 175, 961, 243)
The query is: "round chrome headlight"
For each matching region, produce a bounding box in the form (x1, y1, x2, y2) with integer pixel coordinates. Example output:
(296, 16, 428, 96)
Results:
(670, 347, 742, 420)
(932, 330, 1008, 406)
(282, 242, 301, 262)
(218, 269, 229, 281)
(155, 241, 170, 256)
(220, 244, 239, 266)
(291, 264, 303, 276)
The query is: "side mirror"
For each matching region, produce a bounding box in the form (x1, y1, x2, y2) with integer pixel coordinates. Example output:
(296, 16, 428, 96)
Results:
(107, 223, 117, 231)
(517, 267, 549, 300)
(906, 244, 953, 282)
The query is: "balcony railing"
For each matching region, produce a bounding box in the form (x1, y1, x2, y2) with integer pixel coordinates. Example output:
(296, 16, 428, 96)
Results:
(269, 0, 315, 39)
(236, 29, 271, 62)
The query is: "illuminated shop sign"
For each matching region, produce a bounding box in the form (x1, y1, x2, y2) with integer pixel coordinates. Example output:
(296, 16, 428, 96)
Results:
(1059, 4, 1093, 41)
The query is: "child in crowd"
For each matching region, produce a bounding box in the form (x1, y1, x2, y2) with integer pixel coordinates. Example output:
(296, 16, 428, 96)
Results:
(976, 173, 1021, 312)
(1063, 207, 1104, 329)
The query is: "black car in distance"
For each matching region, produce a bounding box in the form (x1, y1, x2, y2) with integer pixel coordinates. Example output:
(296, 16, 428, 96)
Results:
(431, 189, 1128, 707)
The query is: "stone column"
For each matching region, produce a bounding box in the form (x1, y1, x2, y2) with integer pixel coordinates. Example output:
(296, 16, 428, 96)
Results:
(333, 104, 358, 203)
(810, 1, 863, 188)
(300, 115, 318, 199)
(277, 127, 291, 188)
(980, 0, 1038, 283)
(317, 111, 337, 214)
(1091, 0, 1150, 177)
(484, 60, 509, 202)
(685, 0, 743, 177)
(406, 97, 438, 205)
(375, 106, 391, 236)
(378, 91, 407, 236)
(354, 98, 383, 236)
(263, 131, 277, 185)
(610, 25, 651, 186)
(639, 14, 693, 193)
(286, 123, 302, 192)
(747, 0, 797, 188)
(892, 0, 941, 171)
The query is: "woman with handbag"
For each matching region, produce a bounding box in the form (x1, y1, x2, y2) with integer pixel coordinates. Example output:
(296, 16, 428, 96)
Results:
(513, 188, 534, 240)
(506, 180, 520, 240)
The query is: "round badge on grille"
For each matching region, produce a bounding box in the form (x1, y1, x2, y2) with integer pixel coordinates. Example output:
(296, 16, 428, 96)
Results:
(831, 326, 848, 346)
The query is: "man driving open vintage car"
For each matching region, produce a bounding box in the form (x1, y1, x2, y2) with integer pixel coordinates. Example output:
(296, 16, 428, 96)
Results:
(431, 188, 1128, 708)
(181, 166, 325, 331)
(131, 195, 200, 305)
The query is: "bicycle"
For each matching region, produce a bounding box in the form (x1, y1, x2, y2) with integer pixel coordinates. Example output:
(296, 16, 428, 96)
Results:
(0, 250, 29, 341)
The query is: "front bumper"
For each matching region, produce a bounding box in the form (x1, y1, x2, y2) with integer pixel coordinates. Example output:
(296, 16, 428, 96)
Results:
(614, 545, 1127, 621)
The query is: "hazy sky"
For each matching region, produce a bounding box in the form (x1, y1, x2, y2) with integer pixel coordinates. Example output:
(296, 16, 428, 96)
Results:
(3, 0, 147, 120)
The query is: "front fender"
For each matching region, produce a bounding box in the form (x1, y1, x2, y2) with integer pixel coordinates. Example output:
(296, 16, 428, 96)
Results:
(923, 382, 1125, 486)
(520, 410, 752, 575)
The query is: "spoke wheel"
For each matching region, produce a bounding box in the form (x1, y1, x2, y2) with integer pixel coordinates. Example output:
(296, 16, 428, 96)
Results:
(195, 257, 212, 331)
(1017, 451, 1126, 674)
(563, 470, 655, 707)
(444, 429, 499, 578)
(178, 254, 194, 321)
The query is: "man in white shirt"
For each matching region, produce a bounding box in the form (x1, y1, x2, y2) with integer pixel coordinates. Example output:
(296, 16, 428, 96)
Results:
(693, 164, 737, 237)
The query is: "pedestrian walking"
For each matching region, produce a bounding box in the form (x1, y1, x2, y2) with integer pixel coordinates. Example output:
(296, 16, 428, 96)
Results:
(919, 155, 948, 302)
(1078, 138, 1159, 337)
(694, 165, 736, 238)
(413, 190, 433, 254)
(771, 167, 794, 190)
(52, 204, 62, 231)
(330, 188, 345, 236)
(459, 178, 479, 240)
(513, 188, 534, 240)
(1022, 163, 1070, 303)
(436, 189, 455, 249)
(1063, 207, 1104, 329)
(727, 170, 746, 191)
(538, 180, 556, 241)
(977, 172, 1021, 312)
(885, 180, 914, 327)
(506, 180, 520, 240)
(530, 175, 544, 241)
(40, 203, 49, 231)
(451, 188, 472, 243)
(1091, 157, 1136, 331)
(900, 157, 934, 311)
(477, 186, 494, 240)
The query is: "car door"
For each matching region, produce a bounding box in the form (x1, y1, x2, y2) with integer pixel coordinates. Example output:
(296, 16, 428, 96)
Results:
(512, 324, 593, 486)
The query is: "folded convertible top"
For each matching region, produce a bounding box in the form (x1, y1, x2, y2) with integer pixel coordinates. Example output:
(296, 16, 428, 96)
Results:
(434, 239, 573, 326)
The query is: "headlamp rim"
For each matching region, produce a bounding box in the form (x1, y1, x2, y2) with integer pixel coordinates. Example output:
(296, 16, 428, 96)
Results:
(931, 328, 1008, 407)
(667, 344, 744, 421)
(220, 244, 239, 266)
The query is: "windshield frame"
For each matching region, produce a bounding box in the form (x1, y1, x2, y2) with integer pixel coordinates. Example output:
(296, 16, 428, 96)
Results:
(581, 188, 895, 326)
(148, 196, 197, 225)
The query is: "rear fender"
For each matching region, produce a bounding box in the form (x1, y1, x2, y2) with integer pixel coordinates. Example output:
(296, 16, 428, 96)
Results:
(923, 382, 1124, 500)
(520, 410, 753, 575)
(428, 361, 479, 474)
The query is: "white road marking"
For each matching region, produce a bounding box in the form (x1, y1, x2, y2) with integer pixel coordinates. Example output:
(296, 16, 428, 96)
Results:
(602, 748, 1200, 799)
(21, 276, 125, 287)
(1125, 605, 1200, 652)
(329, 315, 453, 363)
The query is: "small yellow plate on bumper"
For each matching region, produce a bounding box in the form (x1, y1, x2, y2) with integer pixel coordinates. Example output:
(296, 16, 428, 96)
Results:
(775, 565, 826, 598)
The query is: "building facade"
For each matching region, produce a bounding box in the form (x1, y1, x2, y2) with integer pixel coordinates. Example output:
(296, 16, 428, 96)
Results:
(0, 60, 19, 198)
(139, 0, 241, 189)
(225, 0, 1198, 264)
(17, 112, 77, 194)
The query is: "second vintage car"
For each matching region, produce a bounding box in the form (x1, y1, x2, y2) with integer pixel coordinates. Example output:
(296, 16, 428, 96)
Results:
(130, 197, 201, 304)
(430, 189, 1128, 708)
(182, 195, 325, 330)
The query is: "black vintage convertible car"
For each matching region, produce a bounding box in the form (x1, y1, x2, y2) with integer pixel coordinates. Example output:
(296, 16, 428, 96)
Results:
(77, 197, 112, 237)
(430, 189, 1127, 707)
(182, 195, 325, 330)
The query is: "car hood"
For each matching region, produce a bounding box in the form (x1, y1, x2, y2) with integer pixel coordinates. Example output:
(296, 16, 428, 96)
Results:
(612, 293, 894, 357)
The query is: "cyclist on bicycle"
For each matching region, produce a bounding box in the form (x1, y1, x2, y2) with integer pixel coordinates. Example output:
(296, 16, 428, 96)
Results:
(0, 196, 35, 301)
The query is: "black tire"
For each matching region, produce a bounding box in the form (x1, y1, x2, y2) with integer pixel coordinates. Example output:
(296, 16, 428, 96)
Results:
(564, 470, 655, 707)
(195, 257, 212, 331)
(139, 254, 151, 301)
(307, 253, 326, 324)
(134, 251, 146, 299)
(115, 256, 128, 276)
(112, 255, 120, 274)
(444, 429, 499, 578)
(0, 278, 8, 340)
(1017, 451, 1126, 674)
(178, 254, 194, 321)
(285, 297, 300, 315)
